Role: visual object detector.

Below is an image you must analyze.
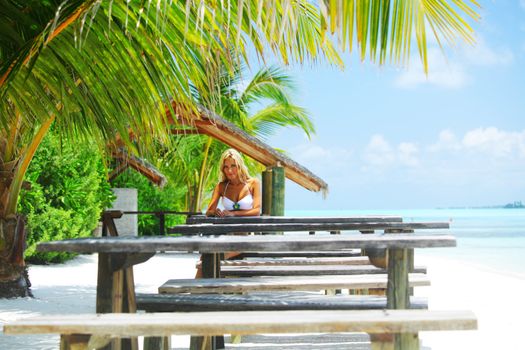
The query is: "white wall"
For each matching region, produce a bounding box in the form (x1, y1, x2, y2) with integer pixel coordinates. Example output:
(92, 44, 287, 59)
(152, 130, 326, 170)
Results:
(110, 188, 138, 236)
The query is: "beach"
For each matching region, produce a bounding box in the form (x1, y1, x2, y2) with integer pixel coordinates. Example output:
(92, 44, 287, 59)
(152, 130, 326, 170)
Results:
(1, 249, 524, 350)
(416, 254, 525, 349)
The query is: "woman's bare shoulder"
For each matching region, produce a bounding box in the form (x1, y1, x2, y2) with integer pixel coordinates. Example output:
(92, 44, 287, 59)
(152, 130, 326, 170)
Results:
(248, 177, 260, 187)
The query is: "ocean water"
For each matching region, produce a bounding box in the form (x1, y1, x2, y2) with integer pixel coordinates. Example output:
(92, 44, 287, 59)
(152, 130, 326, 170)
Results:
(286, 208, 525, 279)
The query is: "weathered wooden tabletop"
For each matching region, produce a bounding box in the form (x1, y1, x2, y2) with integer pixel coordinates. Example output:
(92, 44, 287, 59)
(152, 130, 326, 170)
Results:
(185, 215, 404, 224)
(169, 221, 449, 234)
(37, 233, 456, 254)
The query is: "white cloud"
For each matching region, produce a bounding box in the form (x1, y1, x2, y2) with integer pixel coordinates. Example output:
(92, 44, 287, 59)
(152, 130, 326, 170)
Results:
(461, 38, 514, 66)
(293, 144, 333, 161)
(394, 37, 513, 89)
(398, 142, 419, 166)
(363, 135, 419, 167)
(429, 129, 462, 152)
(462, 127, 525, 158)
(428, 127, 525, 159)
(290, 143, 354, 173)
(363, 135, 395, 166)
(394, 49, 468, 89)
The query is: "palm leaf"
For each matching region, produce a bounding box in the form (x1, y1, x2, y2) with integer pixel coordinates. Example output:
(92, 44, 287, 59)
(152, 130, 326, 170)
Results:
(249, 104, 314, 140)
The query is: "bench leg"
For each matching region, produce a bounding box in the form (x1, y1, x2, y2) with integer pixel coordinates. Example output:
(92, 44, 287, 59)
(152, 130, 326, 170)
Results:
(144, 336, 170, 350)
(395, 333, 419, 350)
(370, 333, 394, 350)
(60, 334, 90, 350)
(370, 332, 419, 350)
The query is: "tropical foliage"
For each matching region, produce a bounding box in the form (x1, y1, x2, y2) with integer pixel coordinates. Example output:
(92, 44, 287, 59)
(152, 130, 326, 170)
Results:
(0, 0, 479, 296)
(182, 63, 315, 212)
(18, 132, 114, 263)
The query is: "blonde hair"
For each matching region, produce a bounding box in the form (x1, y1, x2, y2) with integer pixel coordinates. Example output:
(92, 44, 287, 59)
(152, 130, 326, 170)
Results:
(219, 148, 251, 183)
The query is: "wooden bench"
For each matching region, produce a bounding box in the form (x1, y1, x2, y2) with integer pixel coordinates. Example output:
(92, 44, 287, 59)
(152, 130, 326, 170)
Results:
(3, 310, 477, 350)
(169, 221, 449, 235)
(219, 264, 427, 277)
(215, 255, 372, 266)
(136, 293, 429, 312)
(234, 250, 361, 258)
(185, 215, 404, 224)
(159, 273, 430, 294)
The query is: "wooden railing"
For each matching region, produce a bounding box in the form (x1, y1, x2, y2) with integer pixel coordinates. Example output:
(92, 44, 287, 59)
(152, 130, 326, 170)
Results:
(101, 210, 201, 236)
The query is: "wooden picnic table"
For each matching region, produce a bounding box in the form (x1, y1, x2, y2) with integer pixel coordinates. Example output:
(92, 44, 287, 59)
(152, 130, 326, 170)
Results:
(36, 220, 454, 350)
(37, 233, 455, 312)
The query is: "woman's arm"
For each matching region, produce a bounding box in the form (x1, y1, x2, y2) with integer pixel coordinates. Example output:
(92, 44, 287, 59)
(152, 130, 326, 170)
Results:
(205, 183, 223, 217)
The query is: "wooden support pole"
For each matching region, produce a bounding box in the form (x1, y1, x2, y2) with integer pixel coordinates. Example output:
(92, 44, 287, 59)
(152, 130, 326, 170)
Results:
(111, 270, 124, 350)
(60, 334, 90, 350)
(387, 249, 409, 309)
(96, 254, 113, 314)
(270, 166, 285, 217)
(261, 169, 273, 216)
(156, 213, 166, 235)
(190, 253, 224, 350)
(387, 248, 418, 349)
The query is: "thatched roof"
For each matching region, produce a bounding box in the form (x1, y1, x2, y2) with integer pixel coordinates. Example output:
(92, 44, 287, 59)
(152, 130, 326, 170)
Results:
(168, 103, 329, 195)
(108, 103, 328, 195)
(108, 148, 167, 188)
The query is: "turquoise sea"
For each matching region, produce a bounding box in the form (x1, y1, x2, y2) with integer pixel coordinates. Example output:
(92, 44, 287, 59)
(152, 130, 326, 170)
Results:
(286, 208, 525, 279)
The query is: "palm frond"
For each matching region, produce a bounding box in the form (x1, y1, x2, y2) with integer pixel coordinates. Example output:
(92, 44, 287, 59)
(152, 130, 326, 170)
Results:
(321, 0, 480, 72)
(239, 65, 295, 107)
(249, 103, 314, 140)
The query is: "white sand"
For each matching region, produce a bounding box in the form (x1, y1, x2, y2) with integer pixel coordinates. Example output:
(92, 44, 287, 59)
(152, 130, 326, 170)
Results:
(416, 254, 525, 350)
(1, 252, 524, 349)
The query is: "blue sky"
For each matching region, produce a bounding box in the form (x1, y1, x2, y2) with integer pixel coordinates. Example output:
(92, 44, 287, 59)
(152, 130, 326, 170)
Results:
(261, 1, 525, 210)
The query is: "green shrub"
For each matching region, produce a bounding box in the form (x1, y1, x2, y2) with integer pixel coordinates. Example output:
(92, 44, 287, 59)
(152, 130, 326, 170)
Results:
(19, 133, 114, 264)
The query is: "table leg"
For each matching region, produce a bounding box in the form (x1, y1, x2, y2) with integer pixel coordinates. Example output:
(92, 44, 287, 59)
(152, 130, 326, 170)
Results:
(190, 253, 225, 350)
(96, 254, 139, 350)
(387, 248, 419, 349)
(121, 268, 139, 350)
(97, 253, 113, 314)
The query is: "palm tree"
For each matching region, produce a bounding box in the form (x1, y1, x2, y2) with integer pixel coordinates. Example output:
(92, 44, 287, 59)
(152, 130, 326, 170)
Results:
(0, 0, 479, 296)
(172, 63, 315, 212)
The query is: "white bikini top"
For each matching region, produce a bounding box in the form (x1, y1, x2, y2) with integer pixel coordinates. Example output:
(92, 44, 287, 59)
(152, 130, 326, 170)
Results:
(221, 181, 254, 211)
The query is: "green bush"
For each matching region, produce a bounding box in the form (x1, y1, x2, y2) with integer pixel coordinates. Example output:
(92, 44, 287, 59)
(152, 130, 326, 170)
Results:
(19, 134, 114, 264)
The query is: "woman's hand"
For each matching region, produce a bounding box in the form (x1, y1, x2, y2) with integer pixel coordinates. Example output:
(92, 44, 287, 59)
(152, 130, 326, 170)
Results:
(214, 209, 235, 217)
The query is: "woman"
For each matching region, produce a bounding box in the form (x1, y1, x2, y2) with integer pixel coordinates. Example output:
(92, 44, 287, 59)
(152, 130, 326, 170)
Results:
(206, 148, 261, 217)
(196, 149, 261, 278)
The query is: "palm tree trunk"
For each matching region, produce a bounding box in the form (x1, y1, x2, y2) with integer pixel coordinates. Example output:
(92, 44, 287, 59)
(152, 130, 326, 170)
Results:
(194, 138, 213, 212)
(0, 115, 55, 298)
(0, 215, 32, 298)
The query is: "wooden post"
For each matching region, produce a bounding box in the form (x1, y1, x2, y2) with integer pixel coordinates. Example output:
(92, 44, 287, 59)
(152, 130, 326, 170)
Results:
(270, 165, 285, 216)
(123, 268, 139, 350)
(60, 334, 91, 350)
(190, 253, 224, 350)
(95, 254, 113, 350)
(261, 169, 273, 216)
(387, 248, 418, 350)
(96, 254, 113, 314)
(156, 212, 166, 235)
